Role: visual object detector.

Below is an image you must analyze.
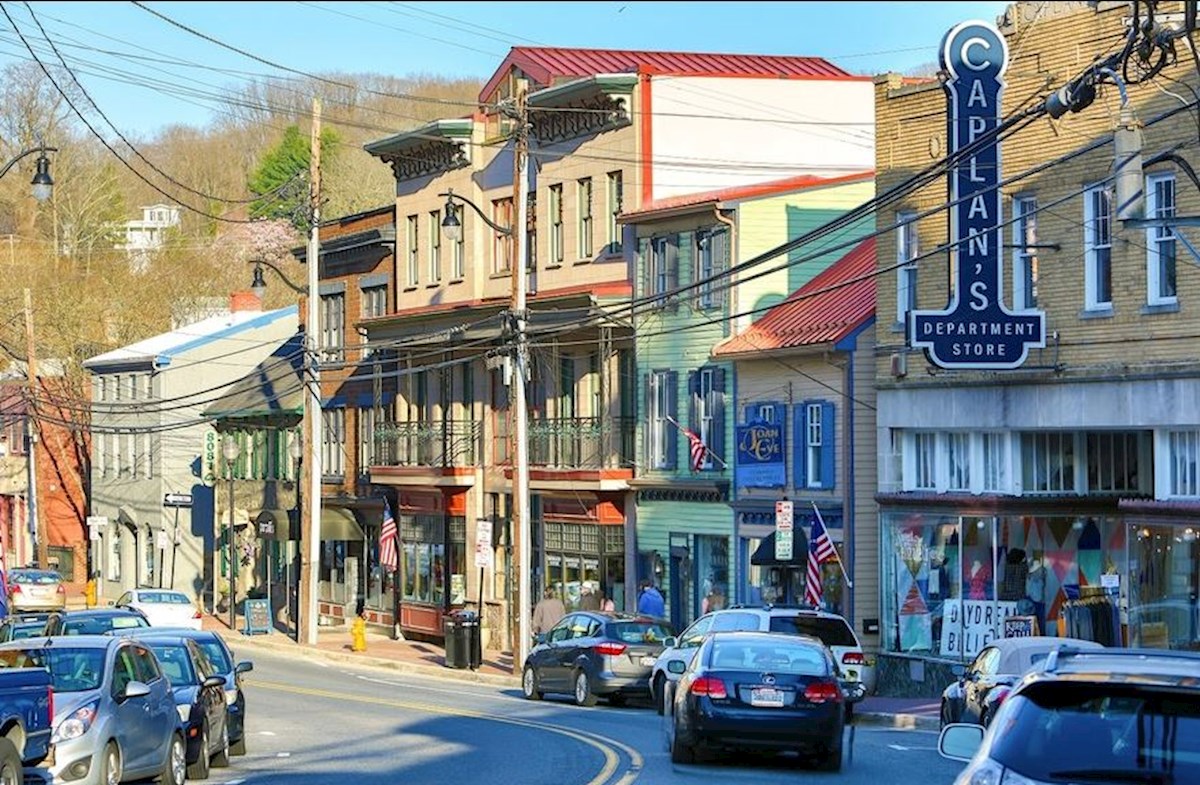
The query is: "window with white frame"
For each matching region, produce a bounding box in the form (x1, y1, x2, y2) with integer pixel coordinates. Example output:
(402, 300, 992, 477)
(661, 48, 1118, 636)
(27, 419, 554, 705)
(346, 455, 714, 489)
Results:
(1012, 196, 1039, 310)
(649, 371, 672, 470)
(428, 210, 442, 283)
(358, 406, 376, 476)
(755, 402, 777, 424)
(1146, 171, 1177, 304)
(697, 369, 715, 470)
(320, 292, 345, 361)
(492, 197, 514, 273)
(651, 236, 672, 304)
(1021, 431, 1076, 493)
(322, 406, 345, 478)
(451, 204, 465, 280)
(914, 432, 936, 490)
(696, 229, 716, 309)
(947, 432, 971, 491)
(896, 211, 918, 323)
(1168, 430, 1200, 497)
(606, 171, 623, 251)
(982, 432, 1008, 492)
(577, 177, 593, 259)
(806, 402, 823, 487)
(549, 184, 564, 264)
(1084, 184, 1113, 310)
(361, 285, 387, 319)
(406, 214, 419, 287)
(107, 529, 121, 582)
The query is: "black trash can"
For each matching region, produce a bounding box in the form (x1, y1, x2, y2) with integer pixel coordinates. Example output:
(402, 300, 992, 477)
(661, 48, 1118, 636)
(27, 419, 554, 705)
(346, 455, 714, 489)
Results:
(458, 611, 481, 671)
(443, 613, 467, 669)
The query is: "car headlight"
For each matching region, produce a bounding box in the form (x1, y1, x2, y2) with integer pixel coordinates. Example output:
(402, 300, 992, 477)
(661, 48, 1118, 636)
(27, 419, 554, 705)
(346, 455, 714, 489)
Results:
(51, 700, 98, 744)
(176, 704, 192, 723)
(957, 759, 1038, 785)
(225, 688, 238, 707)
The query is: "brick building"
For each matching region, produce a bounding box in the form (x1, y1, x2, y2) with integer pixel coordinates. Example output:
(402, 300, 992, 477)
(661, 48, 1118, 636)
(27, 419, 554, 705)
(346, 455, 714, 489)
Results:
(873, 1, 1200, 696)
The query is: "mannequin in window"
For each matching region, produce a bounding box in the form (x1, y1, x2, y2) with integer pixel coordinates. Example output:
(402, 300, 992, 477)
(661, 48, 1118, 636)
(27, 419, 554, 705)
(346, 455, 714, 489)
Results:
(968, 560, 991, 600)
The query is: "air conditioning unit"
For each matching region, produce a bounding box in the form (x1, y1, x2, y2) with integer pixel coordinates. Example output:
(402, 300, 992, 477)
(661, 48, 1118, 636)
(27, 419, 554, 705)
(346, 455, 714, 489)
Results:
(890, 352, 907, 378)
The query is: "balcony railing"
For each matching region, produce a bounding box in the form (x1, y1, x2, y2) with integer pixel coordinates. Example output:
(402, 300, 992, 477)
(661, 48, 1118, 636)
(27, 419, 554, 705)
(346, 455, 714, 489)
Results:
(375, 420, 480, 467)
(525, 416, 635, 470)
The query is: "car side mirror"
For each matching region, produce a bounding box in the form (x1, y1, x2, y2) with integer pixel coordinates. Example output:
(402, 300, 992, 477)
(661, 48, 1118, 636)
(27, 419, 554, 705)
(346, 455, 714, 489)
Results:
(950, 663, 966, 678)
(203, 675, 225, 689)
(535, 633, 547, 645)
(938, 723, 985, 762)
(107, 600, 116, 608)
(662, 637, 677, 649)
(235, 661, 254, 675)
(122, 680, 151, 700)
(667, 660, 687, 674)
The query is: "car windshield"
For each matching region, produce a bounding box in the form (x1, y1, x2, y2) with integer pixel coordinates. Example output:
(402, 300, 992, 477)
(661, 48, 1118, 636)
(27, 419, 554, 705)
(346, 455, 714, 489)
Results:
(708, 639, 830, 676)
(63, 615, 148, 635)
(196, 640, 231, 673)
(0, 647, 106, 692)
(769, 615, 859, 647)
(150, 644, 198, 685)
(608, 621, 673, 644)
(11, 623, 45, 641)
(10, 570, 60, 585)
(137, 592, 190, 605)
(991, 682, 1200, 782)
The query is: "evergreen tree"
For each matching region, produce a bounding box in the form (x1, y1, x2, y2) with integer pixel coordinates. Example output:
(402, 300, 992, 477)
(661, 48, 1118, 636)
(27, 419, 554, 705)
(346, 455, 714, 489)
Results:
(247, 124, 340, 231)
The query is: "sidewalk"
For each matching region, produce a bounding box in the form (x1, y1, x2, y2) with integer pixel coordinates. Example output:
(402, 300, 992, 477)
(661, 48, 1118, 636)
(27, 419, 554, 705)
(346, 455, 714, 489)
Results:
(856, 696, 941, 731)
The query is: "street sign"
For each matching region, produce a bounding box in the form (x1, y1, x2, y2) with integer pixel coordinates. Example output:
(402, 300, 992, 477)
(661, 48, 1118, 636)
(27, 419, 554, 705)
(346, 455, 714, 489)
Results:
(86, 515, 107, 541)
(155, 528, 169, 549)
(774, 500, 794, 562)
(163, 493, 193, 508)
(474, 518, 494, 570)
(201, 430, 218, 487)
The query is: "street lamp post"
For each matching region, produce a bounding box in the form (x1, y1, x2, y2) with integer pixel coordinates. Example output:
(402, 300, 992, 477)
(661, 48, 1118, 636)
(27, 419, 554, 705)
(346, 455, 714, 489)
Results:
(439, 86, 532, 674)
(0, 145, 57, 202)
(222, 434, 241, 633)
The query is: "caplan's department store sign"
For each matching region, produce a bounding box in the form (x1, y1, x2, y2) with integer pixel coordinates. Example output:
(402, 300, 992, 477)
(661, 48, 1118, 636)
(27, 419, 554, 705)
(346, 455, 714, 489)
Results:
(910, 20, 1046, 370)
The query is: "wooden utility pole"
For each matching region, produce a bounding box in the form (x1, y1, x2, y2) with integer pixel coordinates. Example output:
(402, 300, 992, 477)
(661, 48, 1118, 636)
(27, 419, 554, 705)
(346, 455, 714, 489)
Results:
(24, 288, 48, 569)
(298, 97, 324, 646)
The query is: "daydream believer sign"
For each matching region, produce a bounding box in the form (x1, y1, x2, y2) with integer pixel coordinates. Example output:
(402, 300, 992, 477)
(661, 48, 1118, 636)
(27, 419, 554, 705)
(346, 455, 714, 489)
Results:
(910, 21, 1045, 370)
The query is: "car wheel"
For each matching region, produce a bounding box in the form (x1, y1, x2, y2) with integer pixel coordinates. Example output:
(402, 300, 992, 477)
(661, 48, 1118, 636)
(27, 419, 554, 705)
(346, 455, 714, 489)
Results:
(187, 724, 211, 780)
(161, 734, 186, 785)
(522, 665, 544, 701)
(669, 720, 695, 765)
(100, 741, 122, 785)
(653, 673, 667, 716)
(212, 720, 231, 768)
(816, 741, 843, 772)
(573, 670, 597, 707)
(0, 737, 22, 785)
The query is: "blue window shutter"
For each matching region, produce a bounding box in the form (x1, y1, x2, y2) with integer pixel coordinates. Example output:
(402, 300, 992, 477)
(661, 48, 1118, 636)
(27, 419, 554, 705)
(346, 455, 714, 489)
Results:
(665, 371, 678, 471)
(687, 371, 698, 435)
(744, 404, 758, 424)
(643, 373, 652, 468)
(665, 235, 680, 312)
(712, 367, 726, 466)
(820, 401, 836, 490)
(793, 404, 808, 489)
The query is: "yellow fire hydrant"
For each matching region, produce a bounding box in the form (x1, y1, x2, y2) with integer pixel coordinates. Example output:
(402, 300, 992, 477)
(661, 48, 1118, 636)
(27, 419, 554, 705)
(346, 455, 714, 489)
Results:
(350, 614, 367, 652)
(84, 578, 97, 609)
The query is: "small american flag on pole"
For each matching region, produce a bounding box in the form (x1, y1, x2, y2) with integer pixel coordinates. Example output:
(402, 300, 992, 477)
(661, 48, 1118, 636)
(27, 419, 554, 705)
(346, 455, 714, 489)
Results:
(379, 499, 398, 572)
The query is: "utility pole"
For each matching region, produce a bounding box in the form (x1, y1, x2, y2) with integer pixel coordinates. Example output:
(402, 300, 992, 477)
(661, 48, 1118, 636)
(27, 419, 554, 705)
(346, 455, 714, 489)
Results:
(298, 97, 324, 646)
(23, 288, 47, 569)
(509, 86, 532, 674)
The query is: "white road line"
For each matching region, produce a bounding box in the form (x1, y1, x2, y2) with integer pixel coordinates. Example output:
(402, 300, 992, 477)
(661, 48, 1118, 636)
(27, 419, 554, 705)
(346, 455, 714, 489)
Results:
(257, 731, 276, 736)
(276, 752, 291, 757)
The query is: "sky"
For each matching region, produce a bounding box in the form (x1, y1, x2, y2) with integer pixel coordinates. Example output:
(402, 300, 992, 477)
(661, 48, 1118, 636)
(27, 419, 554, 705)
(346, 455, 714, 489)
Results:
(0, 1, 1012, 138)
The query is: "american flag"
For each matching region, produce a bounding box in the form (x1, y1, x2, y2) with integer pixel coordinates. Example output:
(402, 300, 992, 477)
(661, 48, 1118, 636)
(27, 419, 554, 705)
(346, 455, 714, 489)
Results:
(683, 425, 707, 472)
(379, 499, 398, 573)
(806, 512, 837, 606)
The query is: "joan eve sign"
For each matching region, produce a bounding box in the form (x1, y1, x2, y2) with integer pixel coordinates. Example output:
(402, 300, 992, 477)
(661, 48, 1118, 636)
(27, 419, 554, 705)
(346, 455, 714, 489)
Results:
(735, 420, 785, 488)
(910, 21, 1045, 370)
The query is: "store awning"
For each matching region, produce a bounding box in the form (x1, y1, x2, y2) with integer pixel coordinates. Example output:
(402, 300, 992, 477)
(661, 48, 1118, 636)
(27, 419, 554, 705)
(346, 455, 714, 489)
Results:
(254, 509, 297, 542)
(750, 530, 809, 567)
(254, 507, 365, 541)
(320, 507, 365, 542)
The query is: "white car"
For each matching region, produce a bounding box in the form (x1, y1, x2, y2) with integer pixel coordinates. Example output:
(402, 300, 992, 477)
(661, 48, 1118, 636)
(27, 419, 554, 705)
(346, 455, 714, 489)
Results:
(115, 589, 203, 630)
(650, 604, 870, 714)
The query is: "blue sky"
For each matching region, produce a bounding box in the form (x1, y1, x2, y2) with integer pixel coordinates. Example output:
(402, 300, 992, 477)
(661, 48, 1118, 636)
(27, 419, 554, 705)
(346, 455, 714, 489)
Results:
(0, 1, 1010, 137)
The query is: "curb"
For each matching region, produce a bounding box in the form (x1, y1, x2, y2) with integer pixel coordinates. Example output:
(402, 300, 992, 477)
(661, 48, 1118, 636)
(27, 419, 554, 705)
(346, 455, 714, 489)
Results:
(220, 631, 522, 689)
(853, 711, 940, 732)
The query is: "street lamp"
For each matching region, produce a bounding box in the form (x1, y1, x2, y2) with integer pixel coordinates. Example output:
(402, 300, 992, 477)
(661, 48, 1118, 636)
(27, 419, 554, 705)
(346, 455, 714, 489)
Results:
(0, 145, 57, 203)
(222, 433, 241, 633)
(248, 259, 308, 301)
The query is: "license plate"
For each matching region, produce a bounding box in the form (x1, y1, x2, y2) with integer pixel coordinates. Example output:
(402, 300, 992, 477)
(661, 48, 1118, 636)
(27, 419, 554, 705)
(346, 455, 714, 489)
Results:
(750, 687, 785, 707)
(639, 656, 656, 667)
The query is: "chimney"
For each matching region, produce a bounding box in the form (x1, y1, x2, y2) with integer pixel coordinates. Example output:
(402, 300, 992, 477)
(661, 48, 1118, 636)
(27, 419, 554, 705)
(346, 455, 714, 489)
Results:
(230, 291, 263, 313)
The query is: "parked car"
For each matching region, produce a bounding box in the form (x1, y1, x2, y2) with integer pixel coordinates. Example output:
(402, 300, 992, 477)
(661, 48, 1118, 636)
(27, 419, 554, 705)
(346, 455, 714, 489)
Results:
(138, 633, 230, 779)
(0, 651, 54, 775)
(939, 646, 1200, 785)
(0, 612, 53, 642)
(114, 589, 203, 630)
(42, 608, 150, 636)
(0, 635, 187, 785)
(939, 635, 1104, 728)
(6, 568, 67, 613)
(651, 604, 868, 715)
(522, 611, 674, 707)
(664, 631, 847, 771)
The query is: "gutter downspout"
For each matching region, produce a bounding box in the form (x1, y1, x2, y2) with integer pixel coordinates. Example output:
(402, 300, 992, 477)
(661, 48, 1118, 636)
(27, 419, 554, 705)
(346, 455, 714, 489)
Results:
(713, 205, 738, 601)
(844, 349, 856, 633)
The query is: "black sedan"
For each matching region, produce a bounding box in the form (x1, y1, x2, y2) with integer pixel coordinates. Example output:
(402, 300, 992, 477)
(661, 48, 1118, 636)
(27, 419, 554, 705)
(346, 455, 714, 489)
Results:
(41, 607, 150, 636)
(523, 611, 673, 707)
(140, 634, 230, 780)
(665, 631, 846, 771)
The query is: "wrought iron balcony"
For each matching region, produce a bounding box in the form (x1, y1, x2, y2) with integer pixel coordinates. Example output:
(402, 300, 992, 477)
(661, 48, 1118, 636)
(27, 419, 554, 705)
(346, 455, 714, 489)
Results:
(375, 420, 480, 467)
(525, 416, 635, 470)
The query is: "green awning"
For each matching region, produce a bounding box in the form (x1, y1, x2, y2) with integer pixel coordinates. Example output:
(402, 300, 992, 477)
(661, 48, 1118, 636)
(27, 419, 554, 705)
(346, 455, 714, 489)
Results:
(254, 507, 364, 542)
(320, 507, 365, 542)
(204, 337, 304, 425)
(254, 509, 297, 542)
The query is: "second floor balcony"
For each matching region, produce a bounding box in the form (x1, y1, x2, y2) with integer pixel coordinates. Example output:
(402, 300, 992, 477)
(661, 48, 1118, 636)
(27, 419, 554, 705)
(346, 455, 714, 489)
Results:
(376, 420, 480, 468)
(493, 415, 635, 471)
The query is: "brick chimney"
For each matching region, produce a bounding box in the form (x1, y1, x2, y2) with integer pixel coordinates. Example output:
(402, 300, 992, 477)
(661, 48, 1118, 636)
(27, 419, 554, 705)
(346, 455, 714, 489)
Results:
(230, 291, 263, 313)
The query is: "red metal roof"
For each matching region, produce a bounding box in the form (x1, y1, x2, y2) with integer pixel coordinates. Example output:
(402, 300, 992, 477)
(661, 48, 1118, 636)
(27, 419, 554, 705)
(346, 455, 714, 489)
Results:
(713, 238, 876, 356)
(481, 46, 854, 103)
(621, 171, 874, 221)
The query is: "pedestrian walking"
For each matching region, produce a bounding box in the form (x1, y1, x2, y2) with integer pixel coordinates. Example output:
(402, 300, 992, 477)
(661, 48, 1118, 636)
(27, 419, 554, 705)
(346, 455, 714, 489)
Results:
(636, 579, 665, 618)
(531, 587, 566, 638)
(579, 584, 601, 611)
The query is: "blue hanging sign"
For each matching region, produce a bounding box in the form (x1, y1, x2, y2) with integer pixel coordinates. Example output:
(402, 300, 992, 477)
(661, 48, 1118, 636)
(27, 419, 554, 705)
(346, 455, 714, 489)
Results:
(735, 420, 785, 488)
(910, 20, 1045, 370)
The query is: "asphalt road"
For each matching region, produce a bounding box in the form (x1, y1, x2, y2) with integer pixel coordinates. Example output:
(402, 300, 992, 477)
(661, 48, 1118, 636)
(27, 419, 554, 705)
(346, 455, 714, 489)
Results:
(197, 647, 967, 785)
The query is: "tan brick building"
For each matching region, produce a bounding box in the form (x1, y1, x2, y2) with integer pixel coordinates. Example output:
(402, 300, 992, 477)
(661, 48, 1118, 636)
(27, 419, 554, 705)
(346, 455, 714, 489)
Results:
(873, 1, 1200, 696)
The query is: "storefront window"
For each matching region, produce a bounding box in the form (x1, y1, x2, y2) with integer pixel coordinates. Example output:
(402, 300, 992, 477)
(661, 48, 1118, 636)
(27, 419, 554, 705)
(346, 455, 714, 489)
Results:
(543, 521, 619, 611)
(1128, 524, 1200, 649)
(696, 535, 730, 613)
